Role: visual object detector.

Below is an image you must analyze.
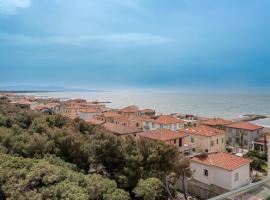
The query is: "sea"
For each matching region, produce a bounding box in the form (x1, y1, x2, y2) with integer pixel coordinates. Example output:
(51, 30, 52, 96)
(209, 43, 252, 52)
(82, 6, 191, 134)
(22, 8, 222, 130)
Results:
(19, 90, 270, 120)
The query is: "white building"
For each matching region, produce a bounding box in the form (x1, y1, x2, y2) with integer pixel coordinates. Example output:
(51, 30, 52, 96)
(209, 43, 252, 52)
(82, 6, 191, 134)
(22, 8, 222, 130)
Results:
(190, 152, 251, 191)
(143, 115, 185, 131)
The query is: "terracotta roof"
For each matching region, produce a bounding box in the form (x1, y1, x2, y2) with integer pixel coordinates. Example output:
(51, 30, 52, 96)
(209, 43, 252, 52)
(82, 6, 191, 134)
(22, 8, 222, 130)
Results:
(13, 99, 31, 105)
(79, 108, 97, 113)
(144, 115, 185, 125)
(120, 105, 139, 113)
(225, 121, 264, 131)
(103, 123, 142, 135)
(86, 119, 104, 125)
(191, 152, 251, 171)
(103, 111, 121, 118)
(140, 109, 155, 113)
(202, 118, 232, 126)
(178, 125, 224, 137)
(138, 128, 189, 141)
(34, 106, 49, 111)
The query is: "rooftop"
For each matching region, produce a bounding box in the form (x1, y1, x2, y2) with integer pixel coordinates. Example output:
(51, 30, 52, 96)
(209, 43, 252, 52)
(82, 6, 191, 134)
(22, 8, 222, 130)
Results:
(103, 122, 142, 135)
(138, 128, 189, 141)
(79, 108, 97, 113)
(119, 105, 139, 113)
(191, 152, 251, 171)
(225, 121, 264, 131)
(144, 115, 185, 124)
(202, 118, 232, 126)
(179, 125, 225, 137)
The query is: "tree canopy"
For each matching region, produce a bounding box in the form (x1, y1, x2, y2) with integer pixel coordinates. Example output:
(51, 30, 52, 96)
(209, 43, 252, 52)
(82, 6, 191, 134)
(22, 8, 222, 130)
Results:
(0, 98, 191, 199)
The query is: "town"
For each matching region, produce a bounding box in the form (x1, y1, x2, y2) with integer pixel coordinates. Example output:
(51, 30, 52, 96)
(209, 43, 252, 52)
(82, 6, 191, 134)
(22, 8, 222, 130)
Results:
(1, 92, 269, 199)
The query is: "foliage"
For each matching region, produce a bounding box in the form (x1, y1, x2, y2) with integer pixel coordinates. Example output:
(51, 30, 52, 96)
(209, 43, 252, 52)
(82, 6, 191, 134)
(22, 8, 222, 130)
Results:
(245, 150, 267, 172)
(0, 98, 190, 199)
(133, 178, 163, 200)
(0, 152, 129, 200)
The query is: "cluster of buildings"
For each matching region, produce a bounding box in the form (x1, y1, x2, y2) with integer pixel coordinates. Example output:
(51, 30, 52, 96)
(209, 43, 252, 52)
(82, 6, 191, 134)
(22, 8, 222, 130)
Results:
(1, 93, 269, 199)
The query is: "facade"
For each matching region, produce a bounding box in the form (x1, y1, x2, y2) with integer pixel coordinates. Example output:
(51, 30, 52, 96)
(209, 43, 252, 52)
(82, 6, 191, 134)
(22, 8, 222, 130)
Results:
(191, 152, 251, 191)
(225, 121, 264, 150)
(143, 115, 185, 131)
(78, 108, 98, 121)
(178, 125, 226, 153)
(137, 128, 194, 154)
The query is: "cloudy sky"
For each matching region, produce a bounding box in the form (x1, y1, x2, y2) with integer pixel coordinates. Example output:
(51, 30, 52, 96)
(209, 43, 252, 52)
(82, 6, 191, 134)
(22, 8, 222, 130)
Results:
(0, 0, 270, 90)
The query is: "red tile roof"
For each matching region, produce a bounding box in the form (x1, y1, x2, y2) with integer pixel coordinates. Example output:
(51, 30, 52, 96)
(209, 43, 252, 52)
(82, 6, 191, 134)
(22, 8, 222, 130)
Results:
(103, 123, 142, 135)
(79, 108, 97, 113)
(120, 105, 139, 113)
(138, 128, 189, 141)
(202, 118, 232, 126)
(140, 109, 155, 113)
(144, 115, 185, 125)
(191, 152, 251, 171)
(86, 119, 104, 125)
(225, 121, 263, 131)
(103, 111, 121, 118)
(178, 125, 224, 137)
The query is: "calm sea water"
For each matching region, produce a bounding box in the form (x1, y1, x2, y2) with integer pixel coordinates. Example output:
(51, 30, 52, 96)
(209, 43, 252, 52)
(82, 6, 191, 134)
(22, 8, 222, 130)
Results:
(21, 90, 270, 120)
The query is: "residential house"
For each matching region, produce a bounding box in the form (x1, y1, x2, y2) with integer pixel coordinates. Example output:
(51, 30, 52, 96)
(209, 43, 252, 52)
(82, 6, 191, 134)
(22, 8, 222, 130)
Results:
(102, 122, 142, 136)
(178, 125, 226, 153)
(97, 111, 122, 123)
(78, 108, 98, 121)
(137, 128, 194, 155)
(190, 152, 251, 192)
(119, 105, 139, 116)
(202, 118, 232, 130)
(139, 109, 155, 117)
(143, 115, 185, 131)
(225, 121, 264, 150)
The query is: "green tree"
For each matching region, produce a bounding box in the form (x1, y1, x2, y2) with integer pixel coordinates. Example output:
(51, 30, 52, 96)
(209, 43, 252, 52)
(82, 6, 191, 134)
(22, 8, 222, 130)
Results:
(133, 178, 163, 200)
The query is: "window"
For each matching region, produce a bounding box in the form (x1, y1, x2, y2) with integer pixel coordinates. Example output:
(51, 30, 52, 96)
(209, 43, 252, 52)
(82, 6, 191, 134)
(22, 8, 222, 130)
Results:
(222, 138, 224, 143)
(174, 139, 177, 144)
(179, 138, 183, 147)
(191, 138, 194, 143)
(136, 123, 139, 127)
(152, 123, 156, 128)
(216, 139, 219, 144)
(234, 173, 239, 182)
(204, 169, 208, 177)
(228, 128, 232, 133)
(211, 141, 214, 146)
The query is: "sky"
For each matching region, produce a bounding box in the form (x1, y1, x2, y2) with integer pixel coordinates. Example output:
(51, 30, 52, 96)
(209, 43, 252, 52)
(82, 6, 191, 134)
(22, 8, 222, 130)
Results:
(0, 0, 270, 90)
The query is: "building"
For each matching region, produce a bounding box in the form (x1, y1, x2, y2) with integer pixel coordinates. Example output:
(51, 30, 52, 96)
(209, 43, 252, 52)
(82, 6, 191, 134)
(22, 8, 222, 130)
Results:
(225, 121, 264, 150)
(119, 105, 139, 116)
(190, 152, 251, 192)
(102, 122, 142, 136)
(178, 125, 226, 153)
(202, 118, 232, 130)
(143, 115, 185, 131)
(78, 108, 98, 121)
(137, 128, 194, 155)
(98, 111, 122, 123)
(139, 109, 155, 117)
(209, 178, 270, 200)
